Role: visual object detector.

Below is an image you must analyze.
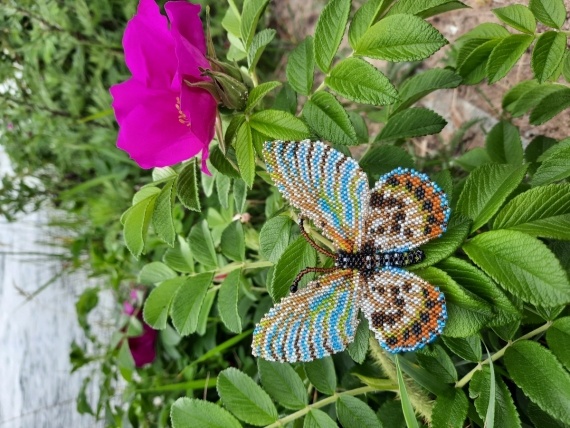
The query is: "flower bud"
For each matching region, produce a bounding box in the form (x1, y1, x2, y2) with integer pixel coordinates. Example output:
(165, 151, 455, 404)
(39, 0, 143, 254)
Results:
(200, 69, 249, 111)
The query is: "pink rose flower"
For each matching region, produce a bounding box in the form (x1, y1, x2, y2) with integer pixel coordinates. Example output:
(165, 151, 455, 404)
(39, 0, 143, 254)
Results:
(124, 289, 158, 367)
(110, 0, 217, 171)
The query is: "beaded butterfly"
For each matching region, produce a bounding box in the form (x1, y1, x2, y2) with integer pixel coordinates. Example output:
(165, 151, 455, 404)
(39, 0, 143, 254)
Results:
(252, 140, 450, 362)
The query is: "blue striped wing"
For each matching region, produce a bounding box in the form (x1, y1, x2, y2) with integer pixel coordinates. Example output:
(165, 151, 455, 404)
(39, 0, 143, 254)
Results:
(252, 270, 360, 362)
(263, 140, 370, 252)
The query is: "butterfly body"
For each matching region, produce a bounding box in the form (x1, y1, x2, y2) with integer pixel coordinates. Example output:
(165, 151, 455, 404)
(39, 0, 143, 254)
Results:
(253, 140, 450, 362)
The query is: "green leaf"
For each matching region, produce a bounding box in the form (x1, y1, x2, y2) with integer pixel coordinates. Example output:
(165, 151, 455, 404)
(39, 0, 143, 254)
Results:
(152, 179, 176, 246)
(463, 230, 570, 307)
(250, 110, 311, 140)
(492, 184, 570, 239)
(457, 23, 510, 42)
(143, 278, 185, 330)
(248, 28, 275, 71)
(493, 5, 536, 34)
(235, 122, 256, 188)
(532, 31, 567, 83)
(258, 359, 308, 410)
(225, 114, 246, 148)
(164, 236, 195, 273)
(360, 144, 414, 176)
(217, 367, 278, 426)
(532, 143, 570, 185)
(189, 220, 218, 268)
(469, 367, 521, 428)
(393, 68, 462, 113)
(286, 36, 315, 96)
(348, 0, 393, 49)
(506, 82, 563, 117)
(454, 147, 491, 172)
(442, 335, 482, 362)
(118, 341, 135, 381)
(303, 91, 357, 145)
(274, 83, 298, 115)
(270, 236, 316, 301)
(171, 273, 213, 336)
(170, 397, 242, 428)
(546, 317, 570, 371)
(431, 389, 469, 428)
(304, 357, 337, 395)
(216, 174, 231, 209)
(416, 345, 457, 383)
(505, 340, 570, 424)
(486, 34, 534, 84)
(210, 146, 240, 179)
(325, 58, 398, 106)
(246, 81, 281, 113)
(485, 121, 523, 165)
(349, 111, 369, 144)
(233, 179, 247, 213)
(502, 80, 540, 111)
(386, 0, 468, 18)
(563, 51, 570, 82)
(408, 214, 470, 271)
(438, 257, 520, 327)
(259, 215, 293, 263)
(355, 14, 447, 62)
(529, 87, 570, 125)
(240, 0, 270, 48)
(177, 159, 201, 212)
(484, 345, 496, 428)
(218, 269, 243, 333)
(396, 353, 450, 396)
(456, 163, 528, 232)
(304, 409, 338, 428)
(529, 0, 566, 29)
(196, 288, 216, 336)
(221, 221, 245, 262)
(347, 316, 370, 364)
(458, 38, 501, 85)
(123, 191, 158, 258)
(313, 0, 351, 72)
(395, 356, 420, 428)
(336, 395, 382, 428)
(139, 262, 177, 285)
(417, 267, 493, 337)
(376, 108, 446, 142)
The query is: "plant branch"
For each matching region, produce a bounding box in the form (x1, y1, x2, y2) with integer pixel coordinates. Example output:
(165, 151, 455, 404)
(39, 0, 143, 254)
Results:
(455, 321, 552, 388)
(264, 385, 395, 427)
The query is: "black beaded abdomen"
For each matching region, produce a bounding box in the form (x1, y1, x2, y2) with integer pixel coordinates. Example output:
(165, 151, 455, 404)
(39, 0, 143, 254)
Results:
(335, 247, 425, 276)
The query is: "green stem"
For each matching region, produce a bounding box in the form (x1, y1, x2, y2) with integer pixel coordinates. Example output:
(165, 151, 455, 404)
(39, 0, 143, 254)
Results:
(455, 321, 552, 388)
(264, 385, 393, 428)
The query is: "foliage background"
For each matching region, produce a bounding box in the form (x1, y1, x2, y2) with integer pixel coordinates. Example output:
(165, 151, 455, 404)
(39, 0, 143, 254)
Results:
(1, 0, 570, 427)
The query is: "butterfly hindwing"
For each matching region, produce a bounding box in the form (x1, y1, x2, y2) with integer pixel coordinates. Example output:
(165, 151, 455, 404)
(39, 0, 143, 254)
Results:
(358, 268, 446, 352)
(366, 168, 450, 252)
(263, 140, 370, 252)
(252, 270, 360, 362)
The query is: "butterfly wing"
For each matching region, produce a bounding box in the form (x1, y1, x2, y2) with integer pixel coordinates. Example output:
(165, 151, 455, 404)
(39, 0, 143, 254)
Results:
(263, 140, 370, 252)
(252, 270, 360, 362)
(365, 168, 450, 252)
(359, 268, 446, 352)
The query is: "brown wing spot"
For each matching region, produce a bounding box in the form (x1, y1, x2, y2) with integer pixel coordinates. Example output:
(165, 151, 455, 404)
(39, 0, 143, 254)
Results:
(370, 192, 384, 208)
(371, 312, 385, 328)
(387, 336, 398, 346)
(387, 176, 400, 186)
(423, 200, 433, 211)
(395, 297, 405, 307)
(391, 223, 402, 233)
(415, 185, 426, 200)
(391, 286, 400, 296)
(405, 180, 413, 191)
(420, 312, 430, 323)
(403, 281, 412, 292)
(411, 321, 422, 336)
(424, 225, 432, 235)
(404, 227, 413, 238)
(425, 299, 435, 309)
(394, 211, 406, 222)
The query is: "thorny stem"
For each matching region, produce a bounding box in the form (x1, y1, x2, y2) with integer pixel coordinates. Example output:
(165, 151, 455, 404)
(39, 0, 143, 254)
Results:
(455, 321, 553, 388)
(264, 385, 396, 427)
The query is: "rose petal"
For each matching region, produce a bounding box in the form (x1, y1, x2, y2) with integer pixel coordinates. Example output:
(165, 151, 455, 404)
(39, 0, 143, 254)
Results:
(165, 1, 206, 55)
(115, 87, 204, 168)
(123, 0, 177, 88)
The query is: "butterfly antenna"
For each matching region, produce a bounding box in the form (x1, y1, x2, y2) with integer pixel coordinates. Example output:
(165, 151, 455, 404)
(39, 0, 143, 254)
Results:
(290, 267, 337, 293)
(298, 218, 336, 259)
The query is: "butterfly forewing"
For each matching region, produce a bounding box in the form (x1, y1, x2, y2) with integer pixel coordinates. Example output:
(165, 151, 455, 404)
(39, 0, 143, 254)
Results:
(359, 268, 446, 352)
(366, 168, 450, 253)
(252, 270, 360, 362)
(263, 140, 370, 252)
